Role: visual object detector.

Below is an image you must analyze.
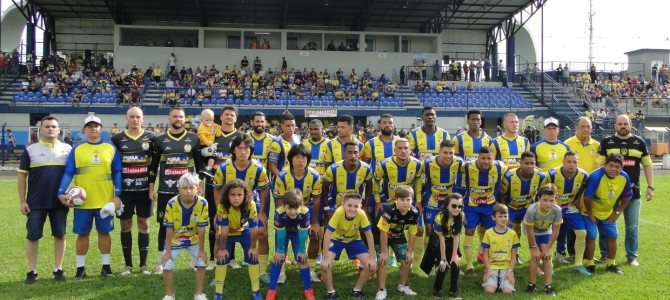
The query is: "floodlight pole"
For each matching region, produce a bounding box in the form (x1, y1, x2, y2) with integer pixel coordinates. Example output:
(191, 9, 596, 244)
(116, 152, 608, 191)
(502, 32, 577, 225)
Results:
(540, 4, 544, 104)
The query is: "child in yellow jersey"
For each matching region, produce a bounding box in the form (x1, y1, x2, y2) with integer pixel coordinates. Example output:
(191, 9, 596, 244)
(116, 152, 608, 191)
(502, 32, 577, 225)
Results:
(161, 173, 209, 300)
(482, 203, 520, 294)
(214, 179, 262, 300)
(197, 109, 223, 177)
(321, 193, 377, 300)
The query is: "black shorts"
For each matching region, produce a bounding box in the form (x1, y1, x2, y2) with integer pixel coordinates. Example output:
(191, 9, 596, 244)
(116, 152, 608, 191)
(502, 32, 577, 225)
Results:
(205, 179, 218, 234)
(157, 193, 178, 223)
(119, 191, 153, 220)
(26, 208, 69, 241)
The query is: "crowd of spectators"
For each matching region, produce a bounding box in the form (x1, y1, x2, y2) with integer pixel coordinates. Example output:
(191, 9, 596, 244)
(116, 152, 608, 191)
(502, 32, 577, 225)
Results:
(0, 50, 21, 75)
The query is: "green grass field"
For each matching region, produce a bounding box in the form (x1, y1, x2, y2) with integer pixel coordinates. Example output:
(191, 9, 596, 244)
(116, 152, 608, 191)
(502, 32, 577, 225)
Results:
(0, 178, 669, 300)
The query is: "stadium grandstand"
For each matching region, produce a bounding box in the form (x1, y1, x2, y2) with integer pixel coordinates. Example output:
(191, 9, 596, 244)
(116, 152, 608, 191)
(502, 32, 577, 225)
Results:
(0, 0, 667, 153)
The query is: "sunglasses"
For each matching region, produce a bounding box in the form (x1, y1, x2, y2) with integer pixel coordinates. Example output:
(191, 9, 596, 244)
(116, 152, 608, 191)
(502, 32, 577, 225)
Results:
(451, 204, 464, 209)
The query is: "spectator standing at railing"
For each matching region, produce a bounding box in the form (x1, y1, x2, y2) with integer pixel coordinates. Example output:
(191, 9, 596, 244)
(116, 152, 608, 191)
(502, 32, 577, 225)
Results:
(463, 61, 469, 81)
(652, 64, 658, 82)
(400, 66, 406, 85)
(634, 110, 645, 130)
(483, 59, 491, 82)
(589, 64, 597, 84)
(555, 64, 563, 83)
(433, 60, 441, 80)
(420, 60, 428, 81)
(168, 53, 177, 75)
(449, 60, 458, 81)
(497, 59, 505, 82)
(456, 61, 462, 81)
(469, 61, 475, 81)
(0, 53, 7, 74)
(476, 59, 483, 82)
(563, 64, 570, 87)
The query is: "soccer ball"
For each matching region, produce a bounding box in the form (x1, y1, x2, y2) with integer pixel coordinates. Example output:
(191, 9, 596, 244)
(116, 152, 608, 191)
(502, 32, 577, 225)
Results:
(66, 186, 87, 206)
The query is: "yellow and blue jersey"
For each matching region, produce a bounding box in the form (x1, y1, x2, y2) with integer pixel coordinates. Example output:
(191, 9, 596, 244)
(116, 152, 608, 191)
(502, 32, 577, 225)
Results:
(323, 160, 373, 208)
(408, 127, 451, 161)
(20, 141, 71, 209)
(302, 137, 329, 175)
(581, 167, 633, 220)
(273, 167, 322, 205)
(249, 131, 275, 168)
(564, 136, 600, 173)
(452, 131, 493, 162)
(216, 202, 258, 236)
(58, 141, 122, 209)
(481, 227, 520, 270)
(324, 137, 364, 166)
(500, 167, 548, 210)
(269, 134, 301, 171)
(432, 213, 457, 238)
(163, 195, 209, 249)
(374, 156, 423, 204)
(461, 160, 507, 207)
(326, 206, 371, 243)
(548, 166, 589, 207)
(530, 139, 571, 172)
(422, 155, 463, 208)
(361, 136, 397, 170)
(274, 206, 311, 232)
(213, 160, 269, 203)
(490, 135, 530, 168)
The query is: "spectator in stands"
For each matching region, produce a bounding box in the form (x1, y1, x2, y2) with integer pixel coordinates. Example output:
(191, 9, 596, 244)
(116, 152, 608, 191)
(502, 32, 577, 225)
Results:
(72, 89, 83, 107)
(307, 39, 318, 50)
(589, 64, 597, 83)
(337, 42, 346, 51)
(463, 61, 470, 81)
(563, 64, 571, 87)
(634, 110, 645, 130)
(153, 66, 162, 88)
(261, 39, 270, 49)
(450, 82, 457, 96)
(469, 61, 475, 81)
(168, 53, 177, 74)
(502, 73, 509, 88)
(253, 56, 262, 73)
(327, 40, 336, 51)
(250, 38, 258, 49)
(420, 60, 428, 81)
(467, 81, 474, 91)
(497, 59, 505, 82)
(0, 53, 7, 74)
(433, 60, 441, 80)
(475, 59, 483, 82)
(555, 64, 563, 83)
(483, 59, 491, 82)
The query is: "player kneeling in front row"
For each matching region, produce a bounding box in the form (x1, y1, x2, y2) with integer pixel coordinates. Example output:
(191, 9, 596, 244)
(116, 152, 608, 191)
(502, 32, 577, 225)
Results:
(322, 192, 377, 300)
(523, 184, 563, 296)
(482, 203, 519, 294)
(266, 189, 315, 300)
(161, 173, 209, 300)
(373, 185, 420, 300)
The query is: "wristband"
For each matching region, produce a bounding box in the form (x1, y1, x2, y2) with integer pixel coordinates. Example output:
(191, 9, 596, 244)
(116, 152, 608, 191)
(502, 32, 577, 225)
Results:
(452, 253, 459, 257)
(530, 245, 538, 248)
(440, 258, 448, 262)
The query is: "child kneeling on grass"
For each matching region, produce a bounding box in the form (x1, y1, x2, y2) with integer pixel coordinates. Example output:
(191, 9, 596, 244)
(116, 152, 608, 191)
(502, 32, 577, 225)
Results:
(321, 192, 377, 300)
(266, 188, 315, 300)
(162, 173, 209, 300)
(482, 203, 520, 294)
(213, 179, 262, 300)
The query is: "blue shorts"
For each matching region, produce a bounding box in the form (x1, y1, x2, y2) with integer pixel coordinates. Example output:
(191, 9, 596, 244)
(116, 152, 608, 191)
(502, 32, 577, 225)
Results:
(561, 207, 585, 231)
(163, 244, 207, 270)
(26, 208, 69, 240)
(328, 240, 369, 260)
(276, 231, 306, 263)
(220, 231, 259, 265)
(464, 204, 495, 230)
(508, 207, 527, 224)
(583, 216, 618, 240)
(423, 206, 441, 228)
(73, 208, 114, 234)
(533, 234, 551, 245)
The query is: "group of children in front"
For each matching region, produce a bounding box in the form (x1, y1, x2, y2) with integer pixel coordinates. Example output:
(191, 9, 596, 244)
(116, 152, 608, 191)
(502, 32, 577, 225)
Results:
(162, 167, 567, 300)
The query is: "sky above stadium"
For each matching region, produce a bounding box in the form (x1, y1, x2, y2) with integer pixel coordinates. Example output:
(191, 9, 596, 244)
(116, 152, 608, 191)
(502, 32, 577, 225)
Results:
(2, 0, 668, 65)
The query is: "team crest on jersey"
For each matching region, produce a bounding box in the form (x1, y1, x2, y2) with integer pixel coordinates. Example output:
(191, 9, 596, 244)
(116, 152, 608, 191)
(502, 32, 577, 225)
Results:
(608, 186, 615, 199)
(549, 151, 557, 161)
(192, 215, 198, 222)
(184, 144, 192, 152)
(92, 154, 100, 164)
(490, 176, 497, 183)
(142, 142, 150, 150)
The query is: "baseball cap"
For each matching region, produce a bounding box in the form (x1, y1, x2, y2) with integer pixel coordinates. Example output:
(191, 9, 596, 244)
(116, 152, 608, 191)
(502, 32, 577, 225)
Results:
(543, 117, 559, 128)
(84, 115, 102, 126)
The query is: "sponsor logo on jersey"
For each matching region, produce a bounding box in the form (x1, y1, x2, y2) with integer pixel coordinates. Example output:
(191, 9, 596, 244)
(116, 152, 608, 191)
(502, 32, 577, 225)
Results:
(165, 168, 188, 176)
(123, 166, 148, 174)
(122, 155, 147, 162)
(166, 155, 189, 164)
(124, 178, 135, 186)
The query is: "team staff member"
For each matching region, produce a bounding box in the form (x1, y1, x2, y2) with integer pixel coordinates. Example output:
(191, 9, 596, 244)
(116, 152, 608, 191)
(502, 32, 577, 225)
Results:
(595, 115, 653, 267)
(490, 113, 530, 169)
(408, 106, 451, 162)
(19, 116, 72, 284)
(150, 108, 202, 274)
(324, 114, 364, 168)
(302, 119, 329, 176)
(58, 115, 123, 279)
(452, 109, 492, 162)
(531, 117, 571, 173)
(249, 112, 275, 169)
(111, 107, 156, 276)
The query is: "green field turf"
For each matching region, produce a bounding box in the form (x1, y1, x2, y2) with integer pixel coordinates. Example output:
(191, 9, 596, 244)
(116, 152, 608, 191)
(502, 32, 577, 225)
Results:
(0, 178, 668, 299)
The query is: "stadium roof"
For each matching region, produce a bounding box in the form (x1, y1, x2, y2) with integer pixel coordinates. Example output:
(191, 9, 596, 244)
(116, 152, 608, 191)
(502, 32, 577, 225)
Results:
(30, 0, 537, 32)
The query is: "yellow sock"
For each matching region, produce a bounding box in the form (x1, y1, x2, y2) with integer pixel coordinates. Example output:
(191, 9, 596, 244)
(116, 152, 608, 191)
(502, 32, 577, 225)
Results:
(573, 230, 587, 266)
(464, 235, 474, 269)
(413, 236, 424, 264)
(215, 265, 227, 294)
(248, 263, 260, 292)
(607, 259, 616, 266)
(586, 259, 595, 267)
(308, 258, 317, 271)
(258, 254, 268, 275)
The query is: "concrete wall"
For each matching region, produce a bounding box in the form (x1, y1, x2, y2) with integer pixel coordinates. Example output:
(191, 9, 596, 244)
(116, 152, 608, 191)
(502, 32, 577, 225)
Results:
(626, 50, 670, 77)
(1, 6, 25, 52)
(55, 18, 115, 56)
(441, 30, 488, 60)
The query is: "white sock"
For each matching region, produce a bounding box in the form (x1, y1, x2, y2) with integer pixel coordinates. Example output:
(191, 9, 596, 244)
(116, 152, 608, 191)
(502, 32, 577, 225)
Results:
(101, 253, 111, 265)
(76, 255, 87, 268)
(54, 267, 61, 272)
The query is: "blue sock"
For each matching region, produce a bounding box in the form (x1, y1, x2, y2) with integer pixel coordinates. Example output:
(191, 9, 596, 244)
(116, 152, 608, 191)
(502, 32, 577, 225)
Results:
(269, 261, 282, 290)
(299, 267, 312, 290)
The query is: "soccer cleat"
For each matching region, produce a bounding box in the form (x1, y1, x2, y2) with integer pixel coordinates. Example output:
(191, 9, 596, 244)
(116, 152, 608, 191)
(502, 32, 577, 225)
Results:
(278, 272, 287, 284)
(304, 289, 315, 300)
(74, 267, 87, 280)
(24, 271, 37, 285)
(252, 290, 262, 300)
(516, 254, 523, 265)
(266, 290, 277, 300)
(396, 285, 417, 296)
(163, 295, 175, 300)
(325, 291, 339, 300)
(477, 253, 484, 264)
(432, 290, 442, 298)
(207, 260, 216, 271)
(375, 289, 388, 300)
(194, 293, 208, 300)
(213, 293, 223, 300)
(448, 291, 462, 299)
(101, 266, 116, 278)
(259, 273, 271, 284)
(555, 252, 569, 264)
(544, 285, 557, 296)
(53, 269, 66, 282)
(228, 259, 241, 269)
(574, 265, 591, 276)
(594, 256, 606, 264)
(310, 271, 321, 282)
(627, 259, 640, 267)
(526, 283, 537, 293)
(586, 265, 596, 274)
(120, 266, 133, 276)
(351, 290, 365, 297)
(154, 264, 164, 275)
(606, 265, 624, 275)
(464, 268, 476, 277)
(139, 266, 151, 275)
